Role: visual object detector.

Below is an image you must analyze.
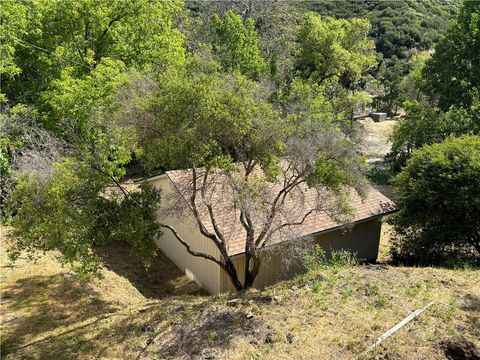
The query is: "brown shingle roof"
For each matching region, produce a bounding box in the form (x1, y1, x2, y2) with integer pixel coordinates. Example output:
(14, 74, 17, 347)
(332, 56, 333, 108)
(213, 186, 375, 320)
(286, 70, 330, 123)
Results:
(165, 168, 396, 256)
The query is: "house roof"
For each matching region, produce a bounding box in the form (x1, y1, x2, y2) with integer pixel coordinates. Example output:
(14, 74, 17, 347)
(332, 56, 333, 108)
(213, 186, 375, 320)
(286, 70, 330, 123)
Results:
(163, 168, 397, 257)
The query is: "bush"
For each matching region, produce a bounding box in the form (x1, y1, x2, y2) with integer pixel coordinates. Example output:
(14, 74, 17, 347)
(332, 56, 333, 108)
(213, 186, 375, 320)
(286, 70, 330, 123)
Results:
(366, 165, 392, 185)
(329, 249, 359, 268)
(385, 101, 480, 172)
(389, 135, 480, 266)
(304, 244, 327, 271)
(7, 159, 162, 277)
(304, 245, 358, 270)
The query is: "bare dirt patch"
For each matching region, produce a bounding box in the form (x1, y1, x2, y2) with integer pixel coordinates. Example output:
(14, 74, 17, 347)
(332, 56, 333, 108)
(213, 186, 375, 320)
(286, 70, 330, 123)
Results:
(440, 337, 480, 360)
(156, 308, 267, 359)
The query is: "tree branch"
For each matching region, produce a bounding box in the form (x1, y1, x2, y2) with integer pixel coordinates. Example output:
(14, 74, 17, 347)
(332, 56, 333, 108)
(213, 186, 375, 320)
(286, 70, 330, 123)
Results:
(201, 170, 227, 245)
(158, 223, 227, 270)
(255, 170, 307, 246)
(90, 164, 130, 198)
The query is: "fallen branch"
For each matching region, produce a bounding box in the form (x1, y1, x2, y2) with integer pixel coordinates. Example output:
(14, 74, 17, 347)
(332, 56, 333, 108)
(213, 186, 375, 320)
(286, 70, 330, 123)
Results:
(358, 301, 436, 358)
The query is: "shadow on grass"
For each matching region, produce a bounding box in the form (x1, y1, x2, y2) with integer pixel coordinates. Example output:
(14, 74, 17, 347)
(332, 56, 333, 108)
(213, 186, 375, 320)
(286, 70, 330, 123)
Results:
(94, 242, 206, 299)
(0, 243, 208, 358)
(0, 274, 117, 358)
(154, 307, 267, 359)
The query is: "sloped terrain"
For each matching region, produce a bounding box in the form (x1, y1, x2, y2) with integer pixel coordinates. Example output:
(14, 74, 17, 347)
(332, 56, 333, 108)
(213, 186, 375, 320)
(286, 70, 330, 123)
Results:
(1, 226, 479, 360)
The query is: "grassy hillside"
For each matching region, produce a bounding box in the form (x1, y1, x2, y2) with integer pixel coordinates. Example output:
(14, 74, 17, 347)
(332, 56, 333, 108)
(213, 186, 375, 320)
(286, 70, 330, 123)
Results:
(1, 225, 479, 360)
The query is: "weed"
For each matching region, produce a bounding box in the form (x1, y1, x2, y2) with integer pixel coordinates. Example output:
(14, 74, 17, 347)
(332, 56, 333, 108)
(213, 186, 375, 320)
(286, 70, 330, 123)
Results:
(304, 246, 359, 271)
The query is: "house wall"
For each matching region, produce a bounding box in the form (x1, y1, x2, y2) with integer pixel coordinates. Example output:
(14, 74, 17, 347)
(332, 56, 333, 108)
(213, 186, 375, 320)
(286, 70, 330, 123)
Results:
(219, 218, 383, 293)
(148, 176, 383, 294)
(314, 218, 382, 261)
(149, 177, 222, 294)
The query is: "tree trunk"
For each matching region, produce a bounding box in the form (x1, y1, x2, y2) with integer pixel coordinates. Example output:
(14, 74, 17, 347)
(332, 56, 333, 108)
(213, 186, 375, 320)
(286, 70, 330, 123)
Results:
(223, 254, 244, 291)
(243, 252, 261, 289)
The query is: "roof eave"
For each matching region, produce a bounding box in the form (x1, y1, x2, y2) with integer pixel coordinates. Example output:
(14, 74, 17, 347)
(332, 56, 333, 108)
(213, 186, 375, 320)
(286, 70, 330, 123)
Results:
(134, 173, 168, 184)
(229, 208, 398, 258)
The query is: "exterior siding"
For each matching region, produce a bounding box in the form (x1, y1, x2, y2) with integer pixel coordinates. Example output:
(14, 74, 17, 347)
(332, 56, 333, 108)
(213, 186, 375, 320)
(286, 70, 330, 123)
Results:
(314, 219, 382, 261)
(150, 177, 222, 294)
(220, 250, 304, 293)
(148, 175, 384, 294)
(220, 219, 383, 292)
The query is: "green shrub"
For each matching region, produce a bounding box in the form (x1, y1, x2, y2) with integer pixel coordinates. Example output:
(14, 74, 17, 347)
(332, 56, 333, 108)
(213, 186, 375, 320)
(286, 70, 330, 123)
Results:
(304, 244, 327, 271)
(7, 159, 162, 277)
(366, 165, 392, 185)
(329, 249, 359, 268)
(304, 245, 359, 270)
(389, 135, 480, 266)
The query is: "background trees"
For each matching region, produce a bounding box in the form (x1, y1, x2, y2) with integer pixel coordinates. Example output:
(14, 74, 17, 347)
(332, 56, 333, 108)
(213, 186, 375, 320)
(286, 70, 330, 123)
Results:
(389, 135, 480, 265)
(422, 1, 480, 111)
(382, 0, 480, 264)
(295, 13, 376, 85)
(298, 0, 458, 114)
(293, 13, 376, 136)
(3, 0, 478, 283)
(386, 1, 480, 171)
(210, 11, 266, 78)
(1, 0, 185, 105)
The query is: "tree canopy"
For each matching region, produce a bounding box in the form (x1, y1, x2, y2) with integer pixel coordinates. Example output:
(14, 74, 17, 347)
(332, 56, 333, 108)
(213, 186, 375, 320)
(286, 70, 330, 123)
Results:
(389, 135, 480, 264)
(0, 0, 185, 105)
(422, 1, 480, 111)
(210, 10, 266, 78)
(386, 0, 480, 171)
(295, 13, 376, 85)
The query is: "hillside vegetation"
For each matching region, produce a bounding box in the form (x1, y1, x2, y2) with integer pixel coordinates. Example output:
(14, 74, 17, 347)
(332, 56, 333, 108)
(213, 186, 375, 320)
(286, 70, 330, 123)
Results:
(1, 1, 479, 358)
(300, 0, 459, 59)
(1, 226, 479, 360)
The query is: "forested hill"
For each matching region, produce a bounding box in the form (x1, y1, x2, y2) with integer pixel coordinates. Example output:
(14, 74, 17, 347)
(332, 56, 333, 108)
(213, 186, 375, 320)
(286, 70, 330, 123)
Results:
(299, 0, 459, 60)
(187, 0, 459, 114)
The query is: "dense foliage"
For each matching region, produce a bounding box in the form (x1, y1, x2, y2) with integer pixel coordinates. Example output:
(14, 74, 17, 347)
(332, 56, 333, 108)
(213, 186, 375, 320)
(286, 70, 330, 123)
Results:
(1, 0, 185, 274)
(300, 0, 458, 59)
(389, 136, 480, 265)
(2, 0, 477, 280)
(386, 1, 480, 171)
(295, 13, 376, 85)
(8, 160, 161, 276)
(0, 0, 185, 105)
(299, 0, 459, 114)
(210, 11, 266, 78)
(292, 13, 376, 135)
(422, 1, 480, 111)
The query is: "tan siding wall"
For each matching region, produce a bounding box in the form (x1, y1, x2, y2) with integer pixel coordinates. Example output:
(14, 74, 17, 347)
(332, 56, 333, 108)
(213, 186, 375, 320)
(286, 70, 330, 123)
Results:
(220, 219, 382, 293)
(150, 177, 222, 294)
(221, 251, 304, 293)
(148, 177, 383, 295)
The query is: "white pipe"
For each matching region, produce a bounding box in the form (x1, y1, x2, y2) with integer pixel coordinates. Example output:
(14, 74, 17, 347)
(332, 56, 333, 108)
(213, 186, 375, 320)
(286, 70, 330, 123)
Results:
(357, 301, 436, 359)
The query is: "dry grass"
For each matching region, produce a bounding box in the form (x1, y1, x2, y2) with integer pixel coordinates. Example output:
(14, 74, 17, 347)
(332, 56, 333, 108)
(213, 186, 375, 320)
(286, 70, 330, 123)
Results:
(358, 118, 397, 163)
(1, 225, 479, 360)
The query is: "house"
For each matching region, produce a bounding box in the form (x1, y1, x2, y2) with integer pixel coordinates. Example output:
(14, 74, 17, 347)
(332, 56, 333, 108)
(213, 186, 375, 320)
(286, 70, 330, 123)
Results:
(140, 169, 396, 294)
